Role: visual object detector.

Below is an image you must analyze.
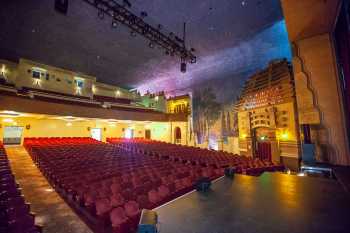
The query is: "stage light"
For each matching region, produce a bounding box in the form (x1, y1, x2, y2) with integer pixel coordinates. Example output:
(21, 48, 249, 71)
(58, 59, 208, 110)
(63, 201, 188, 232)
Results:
(81, 0, 197, 71)
(98, 10, 104, 19)
(180, 62, 187, 73)
(140, 11, 148, 18)
(111, 19, 118, 28)
(130, 30, 136, 37)
(123, 0, 132, 8)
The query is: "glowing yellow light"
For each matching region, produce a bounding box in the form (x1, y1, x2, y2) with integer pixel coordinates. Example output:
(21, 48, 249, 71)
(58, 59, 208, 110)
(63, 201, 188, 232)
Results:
(66, 122, 72, 126)
(116, 90, 121, 96)
(92, 85, 96, 93)
(109, 122, 116, 127)
(280, 131, 289, 140)
(155, 96, 159, 101)
(1, 65, 6, 76)
(240, 133, 247, 139)
(2, 118, 14, 123)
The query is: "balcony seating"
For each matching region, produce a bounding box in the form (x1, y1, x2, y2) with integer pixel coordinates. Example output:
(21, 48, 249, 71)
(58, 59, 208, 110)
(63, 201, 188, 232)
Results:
(0, 142, 42, 233)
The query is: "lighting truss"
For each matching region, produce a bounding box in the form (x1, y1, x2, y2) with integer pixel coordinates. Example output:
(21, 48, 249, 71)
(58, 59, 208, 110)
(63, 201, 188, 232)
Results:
(82, 0, 197, 65)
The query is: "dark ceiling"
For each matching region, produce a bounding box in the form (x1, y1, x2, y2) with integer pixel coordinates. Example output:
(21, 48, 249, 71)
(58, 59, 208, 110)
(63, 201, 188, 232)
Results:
(0, 0, 291, 96)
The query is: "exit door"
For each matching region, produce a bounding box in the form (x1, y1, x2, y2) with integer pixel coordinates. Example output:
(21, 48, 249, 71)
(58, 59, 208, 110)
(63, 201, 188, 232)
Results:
(3, 126, 23, 145)
(256, 142, 272, 161)
(91, 128, 102, 141)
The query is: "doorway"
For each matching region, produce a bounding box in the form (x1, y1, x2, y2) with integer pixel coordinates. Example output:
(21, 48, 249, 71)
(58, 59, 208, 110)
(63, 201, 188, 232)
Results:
(3, 126, 23, 145)
(145, 129, 151, 140)
(174, 127, 181, 144)
(125, 128, 134, 139)
(91, 128, 102, 141)
(254, 127, 274, 161)
(256, 142, 272, 161)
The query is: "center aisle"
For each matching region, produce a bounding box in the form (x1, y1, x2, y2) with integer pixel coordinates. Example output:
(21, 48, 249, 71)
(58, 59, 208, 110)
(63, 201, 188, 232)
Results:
(5, 146, 93, 233)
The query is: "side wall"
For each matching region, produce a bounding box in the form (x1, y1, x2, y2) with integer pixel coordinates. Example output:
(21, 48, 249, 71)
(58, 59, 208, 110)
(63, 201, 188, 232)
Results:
(0, 117, 178, 144)
(293, 33, 350, 165)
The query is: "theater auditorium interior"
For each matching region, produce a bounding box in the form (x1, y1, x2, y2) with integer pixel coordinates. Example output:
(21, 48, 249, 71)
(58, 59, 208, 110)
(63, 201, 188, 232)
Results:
(1, 0, 350, 233)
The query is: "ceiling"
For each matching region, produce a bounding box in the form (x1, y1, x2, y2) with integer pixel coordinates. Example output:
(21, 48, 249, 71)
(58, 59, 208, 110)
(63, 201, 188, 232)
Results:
(281, 0, 341, 42)
(0, 0, 291, 95)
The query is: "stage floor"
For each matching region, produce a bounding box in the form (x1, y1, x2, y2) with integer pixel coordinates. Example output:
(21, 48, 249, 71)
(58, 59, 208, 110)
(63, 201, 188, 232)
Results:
(155, 173, 350, 233)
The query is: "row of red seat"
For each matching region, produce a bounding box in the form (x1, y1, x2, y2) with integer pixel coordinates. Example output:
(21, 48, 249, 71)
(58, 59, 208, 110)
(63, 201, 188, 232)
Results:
(107, 138, 284, 176)
(24, 137, 102, 147)
(0, 142, 42, 233)
(24, 138, 222, 233)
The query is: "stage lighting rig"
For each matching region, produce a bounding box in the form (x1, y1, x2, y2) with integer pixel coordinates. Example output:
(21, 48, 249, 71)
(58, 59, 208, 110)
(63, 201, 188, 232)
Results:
(81, 0, 197, 72)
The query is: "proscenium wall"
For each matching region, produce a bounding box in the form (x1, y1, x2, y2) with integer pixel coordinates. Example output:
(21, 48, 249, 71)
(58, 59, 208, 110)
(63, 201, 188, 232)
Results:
(293, 33, 350, 165)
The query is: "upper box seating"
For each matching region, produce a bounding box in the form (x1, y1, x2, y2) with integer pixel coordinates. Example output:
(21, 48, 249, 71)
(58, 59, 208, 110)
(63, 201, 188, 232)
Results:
(106, 138, 284, 176)
(0, 142, 42, 233)
(24, 138, 219, 233)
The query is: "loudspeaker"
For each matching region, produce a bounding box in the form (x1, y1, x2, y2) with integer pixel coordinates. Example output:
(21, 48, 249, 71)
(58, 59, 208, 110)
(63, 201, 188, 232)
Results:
(180, 62, 187, 73)
(138, 209, 158, 233)
(224, 167, 235, 178)
(195, 177, 211, 192)
(55, 0, 69, 15)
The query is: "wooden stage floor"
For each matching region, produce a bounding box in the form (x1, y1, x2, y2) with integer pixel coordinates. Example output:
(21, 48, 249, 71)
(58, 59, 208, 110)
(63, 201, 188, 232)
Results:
(155, 173, 350, 233)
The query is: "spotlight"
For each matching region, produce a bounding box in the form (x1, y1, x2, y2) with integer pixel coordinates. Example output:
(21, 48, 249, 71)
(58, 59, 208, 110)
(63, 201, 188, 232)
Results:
(175, 36, 184, 44)
(180, 62, 187, 73)
(111, 19, 118, 28)
(130, 30, 137, 37)
(123, 0, 132, 8)
(140, 11, 148, 18)
(98, 10, 104, 19)
(148, 42, 154, 48)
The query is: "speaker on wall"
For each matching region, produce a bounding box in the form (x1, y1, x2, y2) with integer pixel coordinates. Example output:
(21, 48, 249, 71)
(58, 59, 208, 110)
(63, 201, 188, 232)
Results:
(55, 0, 69, 15)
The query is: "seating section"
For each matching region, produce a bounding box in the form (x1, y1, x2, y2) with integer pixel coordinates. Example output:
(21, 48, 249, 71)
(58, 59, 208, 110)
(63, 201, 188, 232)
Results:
(24, 138, 222, 233)
(107, 138, 284, 176)
(0, 142, 42, 233)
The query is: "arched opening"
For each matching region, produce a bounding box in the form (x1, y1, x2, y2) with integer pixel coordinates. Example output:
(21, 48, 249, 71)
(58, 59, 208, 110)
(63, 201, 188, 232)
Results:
(174, 127, 181, 144)
(253, 127, 275, 161)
